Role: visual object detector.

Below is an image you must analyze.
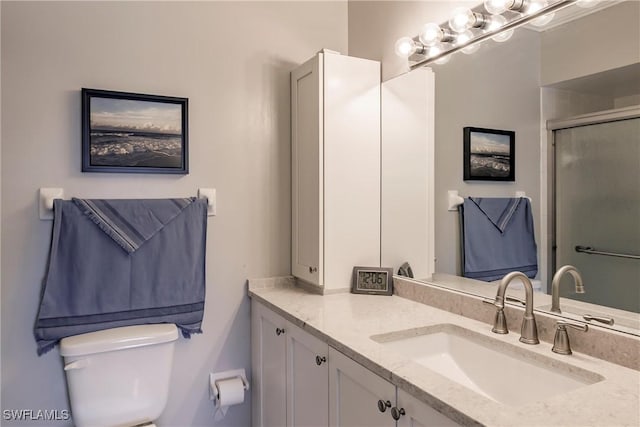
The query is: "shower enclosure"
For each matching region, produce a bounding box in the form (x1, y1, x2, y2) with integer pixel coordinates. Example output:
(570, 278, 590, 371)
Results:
(552, 107, 640, 313)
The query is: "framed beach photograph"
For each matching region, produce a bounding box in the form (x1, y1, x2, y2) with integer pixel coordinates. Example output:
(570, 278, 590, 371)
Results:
(82, 88, 188, 174)
(463, 127, 515, 181)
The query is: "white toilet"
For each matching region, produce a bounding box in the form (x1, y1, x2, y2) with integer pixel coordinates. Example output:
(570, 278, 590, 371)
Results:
(59, 323, 179, 427)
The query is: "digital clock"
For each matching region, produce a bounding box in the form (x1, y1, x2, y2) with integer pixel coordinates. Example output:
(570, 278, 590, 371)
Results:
(351, 266, 393, 296)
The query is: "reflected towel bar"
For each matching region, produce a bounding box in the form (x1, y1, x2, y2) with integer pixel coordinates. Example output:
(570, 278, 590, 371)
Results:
(447, 190, 531, 211)
(575, 245, 640, 260)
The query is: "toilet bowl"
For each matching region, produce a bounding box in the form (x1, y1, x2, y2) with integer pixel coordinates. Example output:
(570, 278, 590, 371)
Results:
(59, 324, 178, 427)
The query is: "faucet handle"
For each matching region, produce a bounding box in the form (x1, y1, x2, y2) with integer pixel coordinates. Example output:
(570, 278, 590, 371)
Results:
(582, 314, 614, 326)
(482, 299, 508, 334)
(552, 321, 588, 355)
(492, 308, 508, 334)
(506, 295, 526, 306)
(482, 296, 524, 306)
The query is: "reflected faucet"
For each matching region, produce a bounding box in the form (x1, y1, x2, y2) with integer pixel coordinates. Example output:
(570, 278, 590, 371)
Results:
(490, 271, 539, 345)
(551, 265, 585, 313)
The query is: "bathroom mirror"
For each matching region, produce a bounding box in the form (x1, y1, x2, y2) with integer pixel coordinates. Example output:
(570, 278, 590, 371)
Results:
(387, 1, 640, 335)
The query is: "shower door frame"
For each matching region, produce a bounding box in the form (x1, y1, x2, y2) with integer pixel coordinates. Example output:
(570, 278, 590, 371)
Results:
(545, 104, 640, 289)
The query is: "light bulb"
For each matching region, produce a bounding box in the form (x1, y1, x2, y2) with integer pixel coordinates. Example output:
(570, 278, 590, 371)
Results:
(426, 44, 451, 65)
(527, 0, 555, 27)
(419, 23, 443, 47)
(456, 31, 481, 54)
(576, 0, 600, 8)
(449, 8, 476, 33)
(394, 37, 417, 58)
(484, 0, 509, 15)
(427, 45, 443, 58)
(487, 15, 514, 42)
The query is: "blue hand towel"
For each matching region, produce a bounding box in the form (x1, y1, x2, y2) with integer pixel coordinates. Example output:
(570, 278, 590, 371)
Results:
(461, 197, 537, 281)
(34, 198, 208, 355)
(72, 198, 194, 253)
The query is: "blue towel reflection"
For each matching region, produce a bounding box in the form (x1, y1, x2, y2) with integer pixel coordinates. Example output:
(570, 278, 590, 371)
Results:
(461, 197, 537, 282)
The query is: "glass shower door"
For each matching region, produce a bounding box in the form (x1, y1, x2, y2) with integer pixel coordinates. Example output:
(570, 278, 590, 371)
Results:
(554, 117, 640, 313)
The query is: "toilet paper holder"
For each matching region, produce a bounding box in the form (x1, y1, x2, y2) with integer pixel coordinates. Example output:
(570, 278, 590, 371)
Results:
(209, 369, 250, 403)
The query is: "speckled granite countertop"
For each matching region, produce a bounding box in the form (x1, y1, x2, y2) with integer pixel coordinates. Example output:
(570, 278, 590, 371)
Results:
(248, 277, 640, 427)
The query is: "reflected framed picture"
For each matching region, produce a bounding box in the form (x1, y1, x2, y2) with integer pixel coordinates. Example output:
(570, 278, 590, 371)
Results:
(463, 127, 515, 181)
(82, 88, 188, 174)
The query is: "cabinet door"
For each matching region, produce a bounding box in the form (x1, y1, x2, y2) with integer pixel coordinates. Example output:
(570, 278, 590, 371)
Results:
(251, 302, 287, 427)
(329, 347, 395, 427)
(396, 389, 460, 427)
(286, 324, 329, 427)
(291, 53, 323, 286)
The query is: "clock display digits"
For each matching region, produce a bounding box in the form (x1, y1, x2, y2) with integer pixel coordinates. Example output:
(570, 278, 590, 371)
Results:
(358, 270, 386, 290)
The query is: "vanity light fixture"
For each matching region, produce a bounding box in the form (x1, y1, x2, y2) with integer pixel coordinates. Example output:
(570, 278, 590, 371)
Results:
(397, 0, 578, 69)
(487, 15, 515, 42)
(448, 8, 489, 33)
(428, 45, 452, 65)
(484, 0, 528, 15)
(527, 0, 556, 27)
(394, 37, 422, 58)
(419, 23, 455, 46)
(456, 31, 481, 54)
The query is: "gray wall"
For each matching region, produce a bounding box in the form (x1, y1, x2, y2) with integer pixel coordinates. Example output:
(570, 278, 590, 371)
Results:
(349, 1, 542, 277)
(432, 30, 542, 275)
(0, 2, 347, 426)
(541, 1, 640, 86)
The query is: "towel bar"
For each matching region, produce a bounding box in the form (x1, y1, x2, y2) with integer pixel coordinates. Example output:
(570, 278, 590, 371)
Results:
(447, 190, 531, 211)
(39, 188, 64, 220)
(39, 187, 217, 220)
(575, 245, 640, 260)
(197, 188, 217, 217)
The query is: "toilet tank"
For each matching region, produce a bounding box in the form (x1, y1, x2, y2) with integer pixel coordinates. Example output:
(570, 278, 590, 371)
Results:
(60, 324, 179, 427)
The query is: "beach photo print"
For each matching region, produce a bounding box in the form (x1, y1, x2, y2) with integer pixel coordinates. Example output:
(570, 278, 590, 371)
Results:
(82, 88, 188, 174)
(463, 127, 515, 181)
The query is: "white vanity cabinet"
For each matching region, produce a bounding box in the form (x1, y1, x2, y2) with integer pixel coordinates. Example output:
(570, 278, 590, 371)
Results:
(396, 389, 460, 427)
(329, 347, 460, 427)
(328, 346, 395, 426)
(252, 301, 459, 427)
(251, 301, 329, 427)
(291, 51, 381, 290)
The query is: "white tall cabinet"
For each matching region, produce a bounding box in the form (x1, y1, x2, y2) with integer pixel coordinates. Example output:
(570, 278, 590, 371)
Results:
(291, 51, 381, 290)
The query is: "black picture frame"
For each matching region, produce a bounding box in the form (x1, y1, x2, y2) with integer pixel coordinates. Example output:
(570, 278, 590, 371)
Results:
(351, 266, 394, 296)
(463, 127, 515, 181)
(82, 88, 189, 174)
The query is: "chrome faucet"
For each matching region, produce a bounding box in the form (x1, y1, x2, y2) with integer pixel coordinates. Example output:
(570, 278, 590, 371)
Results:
(490, 271, 539, 345)
(551, 265, 585, 313)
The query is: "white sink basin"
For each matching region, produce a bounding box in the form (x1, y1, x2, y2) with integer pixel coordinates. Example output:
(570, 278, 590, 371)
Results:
(371, 324, 603, 406)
